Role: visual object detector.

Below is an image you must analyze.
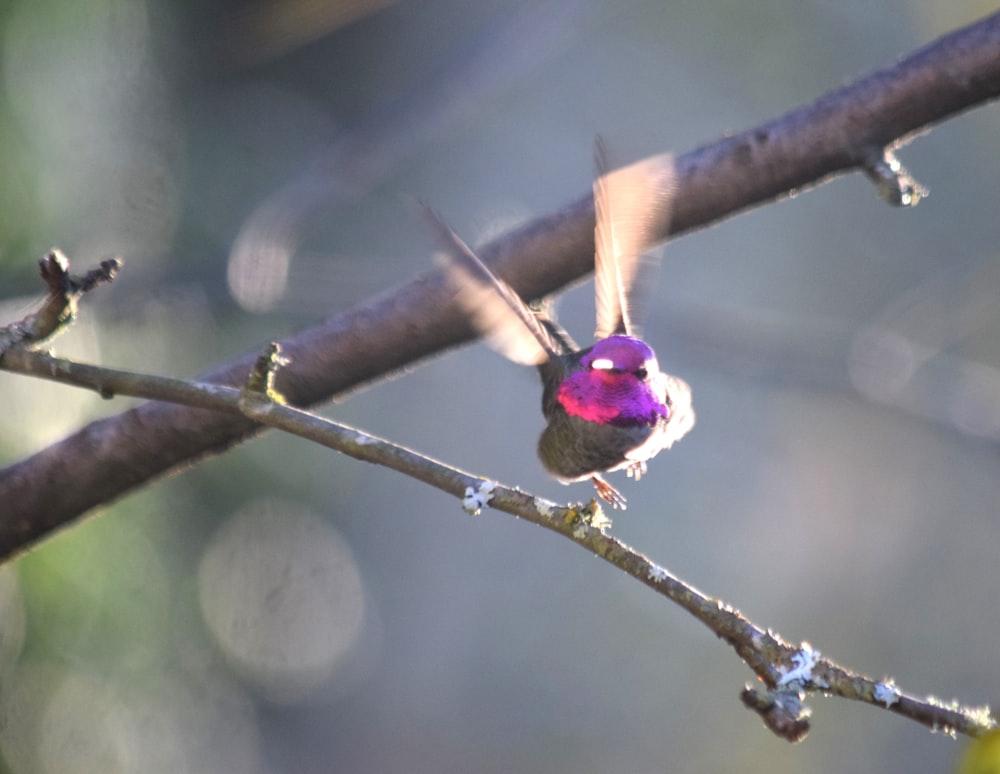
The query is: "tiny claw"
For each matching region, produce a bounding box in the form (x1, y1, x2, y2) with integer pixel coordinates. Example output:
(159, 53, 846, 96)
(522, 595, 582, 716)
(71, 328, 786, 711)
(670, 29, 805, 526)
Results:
(626, 460, 648, 480)
(592, 475, 627, 510)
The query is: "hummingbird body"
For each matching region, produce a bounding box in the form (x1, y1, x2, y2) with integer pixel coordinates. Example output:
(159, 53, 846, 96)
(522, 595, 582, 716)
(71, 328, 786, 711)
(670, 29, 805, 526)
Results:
(425, 140, 695, 507)
(534, 332, 694, 507)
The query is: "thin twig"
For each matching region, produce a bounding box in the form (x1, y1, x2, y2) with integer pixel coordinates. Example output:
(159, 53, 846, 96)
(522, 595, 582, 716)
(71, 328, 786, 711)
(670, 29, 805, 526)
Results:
(0, 342, 994, 742)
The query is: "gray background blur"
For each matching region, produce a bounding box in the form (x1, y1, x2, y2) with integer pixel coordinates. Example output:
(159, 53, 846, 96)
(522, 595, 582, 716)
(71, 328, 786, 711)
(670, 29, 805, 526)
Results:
(0, 1, 998, 772)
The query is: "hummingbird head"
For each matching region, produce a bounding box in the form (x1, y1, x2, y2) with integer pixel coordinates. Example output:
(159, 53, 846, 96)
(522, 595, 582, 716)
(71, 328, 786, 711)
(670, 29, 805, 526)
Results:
(581, 335, 657, 376)
(557, 335, 669, 427)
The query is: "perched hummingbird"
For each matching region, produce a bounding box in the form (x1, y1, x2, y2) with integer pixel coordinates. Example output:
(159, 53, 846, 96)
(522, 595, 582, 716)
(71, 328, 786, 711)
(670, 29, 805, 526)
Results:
(425, 140, 695, 508)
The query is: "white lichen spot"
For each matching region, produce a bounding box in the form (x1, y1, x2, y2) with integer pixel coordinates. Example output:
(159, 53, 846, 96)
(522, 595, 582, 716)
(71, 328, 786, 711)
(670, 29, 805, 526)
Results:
(461, 480, 497, 515)
(968, 704, 996, 730)
(354, 432, 374, 446)
(647, 565, 668, 583)
(778, 642, 821, 688)
(533, 497, 556, 518)
(572, 523, 588, 539)
(873, 679, 899, 708)
(589, 509, 613, 533)
(461, 488, 478, 515)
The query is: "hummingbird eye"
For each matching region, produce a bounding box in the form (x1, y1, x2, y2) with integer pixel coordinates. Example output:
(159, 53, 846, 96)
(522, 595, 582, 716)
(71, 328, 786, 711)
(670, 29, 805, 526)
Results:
(634, 367, 648, 380)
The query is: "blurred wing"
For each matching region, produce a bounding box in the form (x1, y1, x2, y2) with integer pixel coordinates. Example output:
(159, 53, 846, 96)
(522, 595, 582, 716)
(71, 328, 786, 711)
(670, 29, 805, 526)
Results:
(593, 138, 677, 339)
(421, 204, 559, 366)
(661, 372, 696, 447)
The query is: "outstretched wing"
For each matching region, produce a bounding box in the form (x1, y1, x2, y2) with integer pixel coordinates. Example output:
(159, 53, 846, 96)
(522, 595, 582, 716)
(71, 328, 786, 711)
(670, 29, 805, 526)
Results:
(421, 203, 560, 366)
(593, 138, 677, 340)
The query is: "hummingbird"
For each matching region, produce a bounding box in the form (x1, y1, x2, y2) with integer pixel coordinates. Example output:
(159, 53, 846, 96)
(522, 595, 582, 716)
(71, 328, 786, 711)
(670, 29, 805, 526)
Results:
(424, 140, 695, 508)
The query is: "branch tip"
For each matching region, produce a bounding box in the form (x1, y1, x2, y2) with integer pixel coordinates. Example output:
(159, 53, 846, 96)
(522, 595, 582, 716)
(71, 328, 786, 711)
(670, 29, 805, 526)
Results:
(861, 148, 928, 207)
(245, 341, 290, 402)
(78, 257, 123, 292)
(39, 250, 71, 293)
(741, 685, 812, 743)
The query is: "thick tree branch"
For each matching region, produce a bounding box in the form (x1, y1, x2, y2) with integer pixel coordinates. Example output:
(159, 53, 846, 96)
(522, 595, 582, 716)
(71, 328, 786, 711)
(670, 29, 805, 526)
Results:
(2, 12, 1000, 542)
(2, 343, 995, 742)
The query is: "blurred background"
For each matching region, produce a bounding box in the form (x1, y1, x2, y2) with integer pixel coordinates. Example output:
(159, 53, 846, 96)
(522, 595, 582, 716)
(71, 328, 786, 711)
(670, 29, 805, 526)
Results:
(0, 0, 998, 771)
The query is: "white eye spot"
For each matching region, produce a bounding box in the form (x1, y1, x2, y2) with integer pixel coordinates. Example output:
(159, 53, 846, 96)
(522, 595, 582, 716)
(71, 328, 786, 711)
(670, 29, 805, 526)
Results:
(590, 358, 615, 370)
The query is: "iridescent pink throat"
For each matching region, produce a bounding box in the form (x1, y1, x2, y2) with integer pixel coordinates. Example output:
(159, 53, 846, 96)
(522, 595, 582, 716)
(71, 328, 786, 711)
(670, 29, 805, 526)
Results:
(556, 336, 669, 428)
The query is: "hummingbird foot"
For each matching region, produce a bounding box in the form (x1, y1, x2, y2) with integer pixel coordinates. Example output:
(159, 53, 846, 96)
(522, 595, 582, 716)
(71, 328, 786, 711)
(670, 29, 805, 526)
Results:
(626, 461, 648, 481)
(592, 475, 627, 510)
